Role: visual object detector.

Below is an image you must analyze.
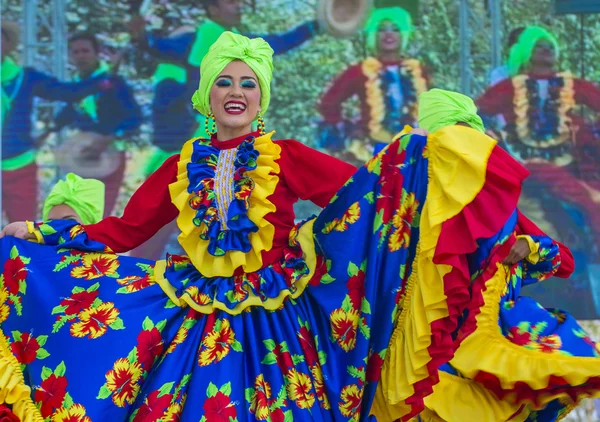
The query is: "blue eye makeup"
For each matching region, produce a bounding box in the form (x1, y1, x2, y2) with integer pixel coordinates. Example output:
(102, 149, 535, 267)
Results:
(216, 78, 233, 87)
(378, 23, 400, 32)
(241, 80, 257, 88)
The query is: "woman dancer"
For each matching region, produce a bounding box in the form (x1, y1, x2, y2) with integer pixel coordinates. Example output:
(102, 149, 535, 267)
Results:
(318, 7, 429, 164)
(0, 35, 597, 422)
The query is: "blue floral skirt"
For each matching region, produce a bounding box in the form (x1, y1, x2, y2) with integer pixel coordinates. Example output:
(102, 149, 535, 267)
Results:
(1, 131, 600, 422)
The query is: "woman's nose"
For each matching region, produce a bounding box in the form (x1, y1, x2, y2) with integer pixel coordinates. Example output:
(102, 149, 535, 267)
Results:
(230, 86, 243, 97)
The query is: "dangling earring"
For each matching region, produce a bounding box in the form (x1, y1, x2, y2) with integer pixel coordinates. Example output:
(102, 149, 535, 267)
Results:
(205, 112, 217, 137)
(257, 113, 266, 136)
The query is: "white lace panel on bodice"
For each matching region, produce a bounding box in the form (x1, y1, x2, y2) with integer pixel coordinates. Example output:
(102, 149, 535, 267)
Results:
(214, 149, 237, 229)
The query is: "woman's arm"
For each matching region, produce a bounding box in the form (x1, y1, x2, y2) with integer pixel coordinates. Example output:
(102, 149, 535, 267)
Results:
(515, 210, 575, 281)
(475, 79, 515, 118)
(83, 156, 180, 252)
(318, 65, 363, 124)
(574, 78, 600, 112)
(20, 156, 182, 253)
(276, 140, 357, 208)
(31, 69, 114, 103)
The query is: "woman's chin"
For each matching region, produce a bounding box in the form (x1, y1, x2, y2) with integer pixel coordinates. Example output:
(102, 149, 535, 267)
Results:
(380, 43, 400, 52)
(218, 120, 254, 135)
(218, 113, 250, 125)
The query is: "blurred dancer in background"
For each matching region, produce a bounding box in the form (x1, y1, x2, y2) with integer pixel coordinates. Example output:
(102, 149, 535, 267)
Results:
(317, 7, 430, 165)
(1, 21, 118, 223)
(132, 27, 194, 260)
(477, 25, 600, 315)
(52, 32, 141, 217)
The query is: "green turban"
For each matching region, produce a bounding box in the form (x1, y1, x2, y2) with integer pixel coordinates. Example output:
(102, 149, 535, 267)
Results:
(418, 88, 485, 133)
(192, 31, 274, 117)
(364, 7, 413, 53)
(508, 26, 559, 76)
(153, 63, 187, 86)
(43, 173, 105, 225)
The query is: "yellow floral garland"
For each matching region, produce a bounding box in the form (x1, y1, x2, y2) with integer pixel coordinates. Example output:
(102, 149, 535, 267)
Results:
(362, 57, 427, 144)
(512, 72, 575, 149)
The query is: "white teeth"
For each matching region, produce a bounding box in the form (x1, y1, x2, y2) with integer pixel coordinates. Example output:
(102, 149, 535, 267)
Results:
(225, 103, 246, 111)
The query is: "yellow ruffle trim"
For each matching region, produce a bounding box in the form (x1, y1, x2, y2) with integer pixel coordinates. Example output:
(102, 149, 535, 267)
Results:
(451, 263, 600, 409)
(25, 221, 44, 244)
(169, 132, 281, 278)
(0, 327, 44, 421)
(516, 234, 540, 264)
(153, 219, 317, 316)
(418, 371, 530, 422)
(371, 126, 497, 421)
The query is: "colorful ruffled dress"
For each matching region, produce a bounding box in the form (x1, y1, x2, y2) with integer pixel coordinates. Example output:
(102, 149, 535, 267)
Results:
(0, 127, 599, 422)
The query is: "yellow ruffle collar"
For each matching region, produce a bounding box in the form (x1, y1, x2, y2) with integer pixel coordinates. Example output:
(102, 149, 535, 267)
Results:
(169, 132, 281, 277)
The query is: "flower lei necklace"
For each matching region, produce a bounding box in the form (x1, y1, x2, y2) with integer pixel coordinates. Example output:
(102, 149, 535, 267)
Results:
(511, 72, 575, 148)
(362, 57, 427, 143)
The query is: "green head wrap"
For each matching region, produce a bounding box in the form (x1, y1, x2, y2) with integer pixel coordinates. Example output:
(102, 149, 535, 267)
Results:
(152, 63, 187, 86)
(508, 26, 559, 76)
(191, 31, 274, 117)
(43, 173, 105, 225)
(418, 88, 485, 134)
(364, 7, 413, 53)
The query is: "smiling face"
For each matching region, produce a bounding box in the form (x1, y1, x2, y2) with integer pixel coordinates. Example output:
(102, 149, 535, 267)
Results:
(530, 39, 557, 70)
(209, 60, 261, 138)
(377, 20, 402, 54)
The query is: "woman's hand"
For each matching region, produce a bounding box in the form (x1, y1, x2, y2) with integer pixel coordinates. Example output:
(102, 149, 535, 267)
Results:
(0, 222, 35, 240)
(503, 238, 531, 265)
(485, 129, 502, 140)
(101, 46, 126, 74)
(410, 128, 429, 136)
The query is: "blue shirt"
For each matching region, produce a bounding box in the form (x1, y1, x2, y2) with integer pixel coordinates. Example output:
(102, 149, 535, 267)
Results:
(152, 78, 196, 151)
(2, 67, 113, 160)
(53, 73, 142, 138)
